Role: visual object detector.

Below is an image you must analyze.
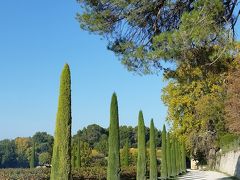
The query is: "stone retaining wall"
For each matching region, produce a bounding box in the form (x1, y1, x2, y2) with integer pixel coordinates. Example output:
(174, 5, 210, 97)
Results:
(215, 149, 240, 178)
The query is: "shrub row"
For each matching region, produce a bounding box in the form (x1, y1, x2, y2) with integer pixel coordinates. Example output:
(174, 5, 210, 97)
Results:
(0, 166, 136, 180)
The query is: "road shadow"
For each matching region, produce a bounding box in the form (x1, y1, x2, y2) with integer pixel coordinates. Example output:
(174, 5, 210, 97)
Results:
(217, 177, 239, 180)
(234, 155, 240, 179)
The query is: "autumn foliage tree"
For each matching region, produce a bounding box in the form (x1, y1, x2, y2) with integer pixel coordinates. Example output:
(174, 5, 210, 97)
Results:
(225, 47, 240, 135)
(77, 0, 239, 164)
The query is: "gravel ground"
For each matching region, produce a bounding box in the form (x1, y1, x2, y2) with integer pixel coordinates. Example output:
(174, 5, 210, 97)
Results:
(177, 169, 237, 180)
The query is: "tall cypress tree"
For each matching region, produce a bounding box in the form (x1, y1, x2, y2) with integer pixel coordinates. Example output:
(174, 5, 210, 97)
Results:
(107, 93, 120, 180)
(171, 139, 177, 177)
(137, 110, 146, 180)
(166, 133, 171, 178)
(71, 141, 75, 169)
(175, 140, 179, 175)
(76, 138, 81, 168)
(161, 125, 167, 179)
(122, 138, 129, 167)
(181, 143, 187, 173)
(50, 64, 72, 180)
(30, 141, 35, 168)
(149, 119, 157, 180)
(177, 141, 181, 174)
(179, 142, 183, 174)
(178, 141, 182, 174)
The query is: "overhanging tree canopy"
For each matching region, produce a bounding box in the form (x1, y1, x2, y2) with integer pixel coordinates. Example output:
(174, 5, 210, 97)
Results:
(77, 0, 239, 74)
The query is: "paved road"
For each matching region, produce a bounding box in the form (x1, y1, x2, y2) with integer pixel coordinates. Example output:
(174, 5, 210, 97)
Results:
(178, 169, 236, 180)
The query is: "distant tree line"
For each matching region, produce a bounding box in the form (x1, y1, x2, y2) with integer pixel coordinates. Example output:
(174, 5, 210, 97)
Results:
(0, 132, 53, 168)
(0, 124, 162, 168)
(73, 124, 162, 151)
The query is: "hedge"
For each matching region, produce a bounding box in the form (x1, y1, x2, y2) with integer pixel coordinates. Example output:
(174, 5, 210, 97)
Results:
(0, 166, 137, 180)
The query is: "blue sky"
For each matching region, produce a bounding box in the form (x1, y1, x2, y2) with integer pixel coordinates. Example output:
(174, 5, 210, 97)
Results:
(0, 1, 239, 140)
(0, 1, 169, 139)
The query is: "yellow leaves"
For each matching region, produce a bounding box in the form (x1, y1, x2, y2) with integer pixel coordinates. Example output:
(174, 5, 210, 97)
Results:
(15, 137, 31, 154)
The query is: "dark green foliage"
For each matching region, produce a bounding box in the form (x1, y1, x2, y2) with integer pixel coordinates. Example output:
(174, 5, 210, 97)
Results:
(76, 124, 107, 148)
(161, 125, 167, 179)
(50, 64, 72, 180)
(32, 132, 53, 156)
(76, 138, 81, 168)
(77, 0, 237, 75)
(30, 142, 36, 168)
(107, 93, 120, 180)
(166, 133, 171, 178)
(0, 140, 17, 168)
(73, 123, 162, 150)
(95, 134, 108, 156)
(0, 134, 53, 168)
(149, 119, 157, 180)
(38, 152, 51, 165)
(137, 111, 146, 180)
(122, 138, 129, 167)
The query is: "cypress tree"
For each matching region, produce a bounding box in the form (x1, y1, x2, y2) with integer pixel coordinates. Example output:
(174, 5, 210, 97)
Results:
(30, 142, 35, 168)
(178, 141, 182, 174)
(161, 125, 167, 179)
(71, 141, 75, 168)
(177, 141, 181, 174)
(76, 138, 81, 168)
(181, 143, 187, 173)
(170, 142, 173, 177)
(171, 139, 177, 177)
(137, 110, 146, 180)
(175, 140, 179, 175)
(122, 138, 129, 167)
(107, 93, 120, 180)
(149, 119, 157, 180)
(50, 64, 72, 180)
(179, 142, 183, 174)
(166, 133, 171, 178)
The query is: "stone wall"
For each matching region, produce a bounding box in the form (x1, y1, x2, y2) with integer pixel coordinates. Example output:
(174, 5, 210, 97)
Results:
(215, 149, 240, 178)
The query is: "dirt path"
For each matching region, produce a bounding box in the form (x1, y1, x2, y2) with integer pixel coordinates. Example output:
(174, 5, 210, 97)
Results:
(178, 169, 236, 180)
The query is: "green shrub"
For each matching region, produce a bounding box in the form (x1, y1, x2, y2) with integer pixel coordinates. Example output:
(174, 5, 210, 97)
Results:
(0, 168, 50, 180)
(121, 139, 130, 167)
(219, 133, 240, 152)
